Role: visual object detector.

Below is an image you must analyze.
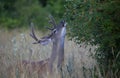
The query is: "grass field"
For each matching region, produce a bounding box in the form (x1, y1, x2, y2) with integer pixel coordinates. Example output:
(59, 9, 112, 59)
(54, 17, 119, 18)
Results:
(0, 29, 100, 78)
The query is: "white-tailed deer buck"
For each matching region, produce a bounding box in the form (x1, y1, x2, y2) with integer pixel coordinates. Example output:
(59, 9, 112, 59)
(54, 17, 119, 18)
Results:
(30, 15, 67, 77)
(8, 16, 66, 78)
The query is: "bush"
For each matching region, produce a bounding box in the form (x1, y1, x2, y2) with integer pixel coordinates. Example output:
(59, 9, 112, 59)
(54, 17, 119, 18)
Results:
(65, 0, 120, 77)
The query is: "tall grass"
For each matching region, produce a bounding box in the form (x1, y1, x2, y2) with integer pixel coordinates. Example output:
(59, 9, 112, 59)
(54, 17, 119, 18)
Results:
(1, 29, 116, 78)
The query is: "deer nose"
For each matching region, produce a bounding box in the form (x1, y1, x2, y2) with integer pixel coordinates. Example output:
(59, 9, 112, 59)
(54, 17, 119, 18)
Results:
(62, 20, 67, 27)
(64, 22, 67, 27)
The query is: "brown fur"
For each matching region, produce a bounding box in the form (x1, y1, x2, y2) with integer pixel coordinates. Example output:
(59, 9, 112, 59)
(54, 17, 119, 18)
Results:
(8, 58, 50, 78)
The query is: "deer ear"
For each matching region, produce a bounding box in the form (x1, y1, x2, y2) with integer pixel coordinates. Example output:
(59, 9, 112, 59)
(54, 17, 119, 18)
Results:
(39, 38, 52, 46)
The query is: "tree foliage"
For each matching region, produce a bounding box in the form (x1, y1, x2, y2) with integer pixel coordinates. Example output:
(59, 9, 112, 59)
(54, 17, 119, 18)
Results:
(65, 0, 120, 77)
(0, 0, 65, 29)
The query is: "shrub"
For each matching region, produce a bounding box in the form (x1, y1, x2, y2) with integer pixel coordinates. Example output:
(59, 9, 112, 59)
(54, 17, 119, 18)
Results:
(65, 0, 120, 77)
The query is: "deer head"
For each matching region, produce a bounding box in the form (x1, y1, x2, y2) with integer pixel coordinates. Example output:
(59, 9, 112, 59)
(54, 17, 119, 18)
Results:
(30, 15, 67, 46)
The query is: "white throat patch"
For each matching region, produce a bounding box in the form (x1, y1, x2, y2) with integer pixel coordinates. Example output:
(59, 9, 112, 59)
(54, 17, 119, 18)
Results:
(61, 27, 66, 37)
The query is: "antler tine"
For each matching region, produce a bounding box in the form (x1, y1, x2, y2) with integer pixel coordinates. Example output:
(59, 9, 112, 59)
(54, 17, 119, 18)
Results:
(30, 22, 39, 42)
(48, 15, 57, 28)
(45, 26, 54, 31)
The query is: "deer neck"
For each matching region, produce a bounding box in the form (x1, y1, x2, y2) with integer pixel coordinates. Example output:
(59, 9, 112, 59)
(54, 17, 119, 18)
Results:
(52, 35, 65, 52)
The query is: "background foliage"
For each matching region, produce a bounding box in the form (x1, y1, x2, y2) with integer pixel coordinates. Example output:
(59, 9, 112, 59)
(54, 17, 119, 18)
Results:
(65, 0, 120, 77)
(0, 0, 65, 29)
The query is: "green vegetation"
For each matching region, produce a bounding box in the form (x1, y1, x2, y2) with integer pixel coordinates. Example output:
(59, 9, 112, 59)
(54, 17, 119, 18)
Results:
(0, 0, 65, 29)
(65, 0, 120, 77)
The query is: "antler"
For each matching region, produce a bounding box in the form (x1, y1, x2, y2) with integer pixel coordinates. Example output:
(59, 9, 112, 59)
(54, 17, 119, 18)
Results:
(30, 22, 53, 45)
(30, 22, 39, 44)
(47, 15, 57, 30)
(30, 15, 57, 45)
(45, 26, 54, 31)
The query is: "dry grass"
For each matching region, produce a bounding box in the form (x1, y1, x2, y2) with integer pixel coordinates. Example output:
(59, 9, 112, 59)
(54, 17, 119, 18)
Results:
(0, 29, 99, 78)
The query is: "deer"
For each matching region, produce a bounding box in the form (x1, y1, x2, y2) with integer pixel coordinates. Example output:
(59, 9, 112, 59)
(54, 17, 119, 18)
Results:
(30, 15, 67, 77)
(8, 15, 67, 78)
